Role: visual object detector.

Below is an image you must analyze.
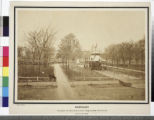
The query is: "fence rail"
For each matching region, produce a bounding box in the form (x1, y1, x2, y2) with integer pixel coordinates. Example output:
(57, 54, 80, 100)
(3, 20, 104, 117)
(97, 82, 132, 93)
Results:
(18, 76, 50, 82)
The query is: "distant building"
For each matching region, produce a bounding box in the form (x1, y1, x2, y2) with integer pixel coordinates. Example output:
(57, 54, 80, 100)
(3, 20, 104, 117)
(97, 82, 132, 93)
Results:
(90, 53, 101, 62)
(89, 52, 106, 62)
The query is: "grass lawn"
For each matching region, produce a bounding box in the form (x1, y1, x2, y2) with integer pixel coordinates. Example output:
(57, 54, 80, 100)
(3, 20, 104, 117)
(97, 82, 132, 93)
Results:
(72, 84, 145, 100)
(18, 86, 58, 100)
(61, 64, 108, 81)
(18, 84, 145, 101)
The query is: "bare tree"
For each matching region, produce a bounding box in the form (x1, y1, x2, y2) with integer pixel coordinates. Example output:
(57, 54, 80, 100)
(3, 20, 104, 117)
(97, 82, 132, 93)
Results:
(138, 38, 145, 64)
(133, 43, 140, 64)
(26, 27, 56, 75)
(125, 41, 134, 65)
(114, 44, 121, 65)
(119, 42, 128, 65)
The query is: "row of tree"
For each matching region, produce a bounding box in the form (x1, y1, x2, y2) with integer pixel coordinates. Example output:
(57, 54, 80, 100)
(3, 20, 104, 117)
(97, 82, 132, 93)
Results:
(103, 38, 145, 65)
(19, 26, 145, 72)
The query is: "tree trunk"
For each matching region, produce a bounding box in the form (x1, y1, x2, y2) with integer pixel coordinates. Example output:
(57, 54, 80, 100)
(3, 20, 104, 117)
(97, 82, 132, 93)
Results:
(68, 59, 69, 70)
(135, 58, 138, 65)
(38, 57, 41, 76)
(116, 59, 119, 65)
(123, 59, 125, 65)
(129, 59, 131, 65)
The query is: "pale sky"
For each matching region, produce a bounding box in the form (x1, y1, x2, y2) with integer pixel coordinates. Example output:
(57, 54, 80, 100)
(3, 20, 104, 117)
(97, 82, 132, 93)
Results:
(17, 8, 147, 52)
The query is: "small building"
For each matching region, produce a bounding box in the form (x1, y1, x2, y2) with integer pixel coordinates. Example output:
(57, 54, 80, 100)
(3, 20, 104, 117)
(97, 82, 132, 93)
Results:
(90, 52, 102, 62)
(88, 52, 106, 70)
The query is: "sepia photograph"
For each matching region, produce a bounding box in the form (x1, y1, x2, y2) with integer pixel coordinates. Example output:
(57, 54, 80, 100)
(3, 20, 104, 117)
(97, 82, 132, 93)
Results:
(15, 7, 148, 102)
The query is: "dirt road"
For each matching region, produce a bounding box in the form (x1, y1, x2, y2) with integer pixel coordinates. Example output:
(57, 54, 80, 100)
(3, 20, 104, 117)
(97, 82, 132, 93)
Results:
(54, 64, 77, 100)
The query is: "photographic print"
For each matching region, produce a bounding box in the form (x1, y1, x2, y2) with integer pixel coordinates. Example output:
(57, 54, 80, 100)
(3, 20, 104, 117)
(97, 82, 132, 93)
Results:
(14, 6, 149, 103)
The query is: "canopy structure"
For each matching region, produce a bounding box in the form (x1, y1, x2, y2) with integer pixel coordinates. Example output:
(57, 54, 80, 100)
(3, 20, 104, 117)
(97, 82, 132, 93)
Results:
(89, 52, 105, 62)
